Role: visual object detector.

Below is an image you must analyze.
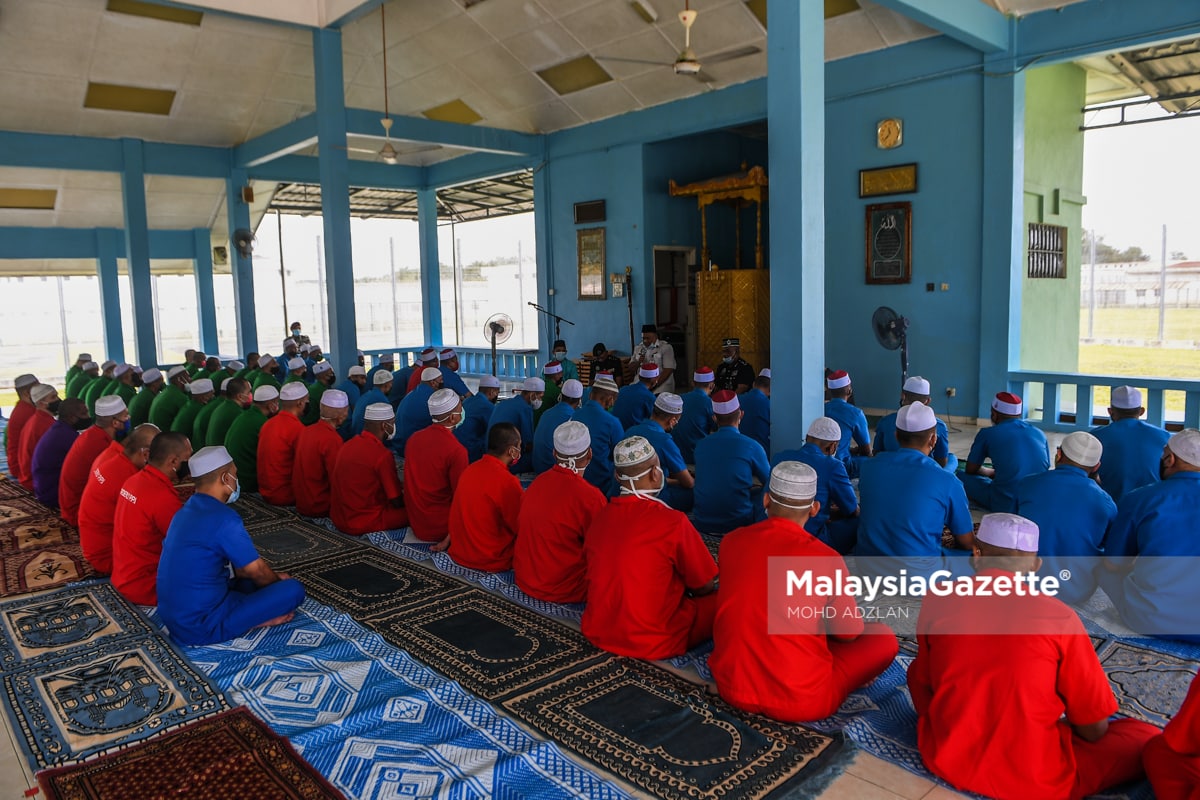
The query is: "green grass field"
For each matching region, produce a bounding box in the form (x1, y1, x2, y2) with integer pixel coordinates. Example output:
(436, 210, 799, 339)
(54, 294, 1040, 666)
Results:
(1080, 306, 1200, 341)
(1076, 307, 1200, 412)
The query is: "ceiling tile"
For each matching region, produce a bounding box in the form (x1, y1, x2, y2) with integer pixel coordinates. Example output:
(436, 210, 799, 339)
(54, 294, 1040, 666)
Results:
(381, 0, 462, 41)
(860, 3, 938, 48)
(0, 0, 103, 45)
(685, 2, 764, 58)
(163, 117, 246, 146)
(182, 63, 276, 97)
(559, 1, 649, 50)
(474, 69, 556, 112)
(622, 68, 706, 108)
(345, 82, 386, 110)
(145, 176, 223, 194)
(0, 167, 65, 187)
(0, 211, 62, 228)
(61, 171, 122, 190)
(504, 22, 585, 71)
(523, 99, 585, 132)
(90, 46, 192, 88)
(387, 65, 474, 116)
(454, 43, 530, 86)
(192, 27, 287, 70)
(412, 13, 496, 63)
(0, 32, 94, 80)
(174, 90, 261, 125)
(382, 36, 441, 82)
(95, 10, 203, 58)
(277, 42, 315, 77)
(564, 80, 641, 122)
(592, 27, 678, 80)
(700, 47, 766, 87)
(246, 100, 313, 138)
(76, 112, 172, 141)
(57, 187, 125, 216)
(469, 0, 552, 42)
(825, 10, 887, 61)
(530, 0, 604, 15)
(267, 72, 317, 105)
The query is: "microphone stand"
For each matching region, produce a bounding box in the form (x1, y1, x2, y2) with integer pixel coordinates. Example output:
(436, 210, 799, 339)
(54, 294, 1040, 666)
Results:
(527, 302, 575, 342)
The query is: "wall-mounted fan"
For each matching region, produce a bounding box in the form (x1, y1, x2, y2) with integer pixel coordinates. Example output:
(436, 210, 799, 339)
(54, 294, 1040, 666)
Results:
(484, 313, 513, 377)
(871, 306, 910, 387)
(232, 228, 255, 259)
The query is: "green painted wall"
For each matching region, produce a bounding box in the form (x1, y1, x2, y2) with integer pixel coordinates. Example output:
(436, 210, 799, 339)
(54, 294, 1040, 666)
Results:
(1021, 64, 1087, 373)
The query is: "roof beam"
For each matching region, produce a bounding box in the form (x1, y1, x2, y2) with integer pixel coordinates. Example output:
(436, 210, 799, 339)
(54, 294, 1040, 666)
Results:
(872, 0, 1009, 53)
(234, 114, 319, 168)
(247, 154, 424, 189)
(345, 108, 542, 156)
(0, 130, 229, 177)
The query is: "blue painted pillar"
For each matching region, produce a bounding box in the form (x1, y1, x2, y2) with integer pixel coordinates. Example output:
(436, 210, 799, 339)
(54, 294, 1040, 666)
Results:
(226, 168, 257, 357)
(767, 0, 824, 456)
(193, 228, 219, 355)
(978, 49, 1025, 417)
(532, 161, 552, 351)
(417, 187, 442, 347)
(95, 229, 125, 363)
(313, 27, 359, 375)
(121, 139, 158, 368)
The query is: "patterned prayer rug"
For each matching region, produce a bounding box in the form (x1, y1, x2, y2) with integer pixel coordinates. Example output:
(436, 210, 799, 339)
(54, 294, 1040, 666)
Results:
(36, 706, 347, 800)
(233, 494, 297, 530)
(247, 520, 372, 571)
(296, 548, 470, 618)
(0, 477, 30, 500)
(0, 497, 96, 597)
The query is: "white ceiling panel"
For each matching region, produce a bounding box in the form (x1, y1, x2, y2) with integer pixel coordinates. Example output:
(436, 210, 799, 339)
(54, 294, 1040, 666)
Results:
(503, 22, 587, 71)
(468, 0, 554, 42)
(564, 80, 642, 123)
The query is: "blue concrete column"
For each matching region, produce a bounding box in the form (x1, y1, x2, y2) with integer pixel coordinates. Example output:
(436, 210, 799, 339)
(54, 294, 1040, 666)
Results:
(226, 168, 257, 357)
(417, 187, 442, 347)
(532, 162, 552, 351)
(767, 1, 825, 456)
(95, 228, 125, 363)
(978, 53, 1025, 417)
(313, 27, 359, 376)
(120, 138, 158, 368)
(192, 228, 218, 355)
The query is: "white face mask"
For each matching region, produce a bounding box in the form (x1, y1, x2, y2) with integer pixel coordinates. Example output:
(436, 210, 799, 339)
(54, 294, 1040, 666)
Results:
(619, 463, 668, 505)
(553, 351, 567, 360)
(531, 399, 543, 411)
(722, 356, 734, 365)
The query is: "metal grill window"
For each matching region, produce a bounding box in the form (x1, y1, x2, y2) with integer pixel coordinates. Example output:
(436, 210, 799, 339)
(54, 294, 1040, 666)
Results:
(1028, 223, 1067, 279)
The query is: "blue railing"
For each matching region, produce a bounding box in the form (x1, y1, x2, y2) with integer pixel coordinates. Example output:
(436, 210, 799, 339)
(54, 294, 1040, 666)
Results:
(361, 346, 544, 383)
(1009, 370, 1200, 432)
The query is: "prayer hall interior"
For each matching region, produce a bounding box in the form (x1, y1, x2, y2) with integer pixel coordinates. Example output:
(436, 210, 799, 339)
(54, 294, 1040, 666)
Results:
(2, 1, 1200, 798)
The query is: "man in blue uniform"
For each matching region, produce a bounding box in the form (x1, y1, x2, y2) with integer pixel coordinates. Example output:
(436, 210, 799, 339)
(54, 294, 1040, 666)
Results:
(824, 369, 871, 477)
(532, 379, 582, 474)
(612, 364, 658, 429)
(352, 369, 395, 437)
(872, 376, 957, 472)
(771, 417, 859, 554)
(672, 366, 716, 464)
(739, 369, 771, 455)
(856, 402, 975, 579)
(336, 365, 366, 409)
(626, 392, 694, 511)
(1015, 431, 1115, 606)
(396, 368, 444, 456)
(157, 446, 304, 646)
(438, 348, 472, 397)
(365, 353, 395, 388)
(1090, 385, 1171, 504)
(487, 377, 543, 474)
(389, 353, 421, 407)
(573, 375, 624, 497)
(457, 374, 500, 462)
(960, 391, 1050, 512)
(693, 390, 771, 534)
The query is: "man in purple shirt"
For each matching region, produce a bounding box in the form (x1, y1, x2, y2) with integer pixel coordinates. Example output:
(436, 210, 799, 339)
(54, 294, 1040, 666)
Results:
(31, 398, 90, 508)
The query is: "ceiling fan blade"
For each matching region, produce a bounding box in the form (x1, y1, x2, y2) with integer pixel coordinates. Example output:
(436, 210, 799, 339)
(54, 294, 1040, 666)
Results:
(691, 70, 719, 84)
(704, 44, 762, 65)
(595, 54, 674, 67)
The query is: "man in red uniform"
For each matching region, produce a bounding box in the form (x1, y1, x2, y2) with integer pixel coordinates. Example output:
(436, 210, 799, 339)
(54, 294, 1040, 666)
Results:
(5, 374, 39, 482)
(405, 348, 440, 394)
(446, 423, 524, 570)
(15, 384, 60, 489)
(1144, 671, 1200, 800)
(111, 432, 190, 605)
(293, 389, 348, 517)
(330, 402, 407, 535)
(711, 461, 898, 721)
(256, 382, 308, 505)
(59, 395, 128, 526)
(514, 421, 606, 603)
(581, 435, 718, 659)
(908, 512, 1159, 800)
(78, 424, 158, 574)
(403, 389, 468, 543)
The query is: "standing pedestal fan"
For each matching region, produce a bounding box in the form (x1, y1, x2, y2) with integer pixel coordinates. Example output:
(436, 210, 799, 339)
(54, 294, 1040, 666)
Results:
(871, 306, 910, 387)
(484, 313, 513, 377)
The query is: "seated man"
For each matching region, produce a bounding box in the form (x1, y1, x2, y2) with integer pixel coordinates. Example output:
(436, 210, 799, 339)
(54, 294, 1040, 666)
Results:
(823, 370, 871, 477)
(330, 403, 408, 535)
(587, 342, 624, 386)
(169, 378, 213, 444)
(960, 392, 1050, 512)
(550, 339, 579, 382)
(1015, 431, 1115, 606)
(395, 367, 442, 455)
(908, 513, 1158, 800)
(353, 368, 397, 437)
(872, 376, 957, 471)
(1143, 670, 1200, 800)
(582, 436, 718, 659)
(856, 403, 975, 579)
(403, 389, 469, 543)
(148, 365, 190, 431)
(447, 423, 524, 571)
(404, 349, 439, 394)
(1101, 429, 1200, 643)
(32, 398, 90, 508)
(1091, 385, 1171, 503)
(191, 377, 229, 450)
(486, 377, 542, 474)
(112, 432, 190, 606)
(611, 364, 658, 429)
(772, 417, 859, 554)
(711, 461, 898, 722)
(224, 385, 279, 494)
(626, 392, 694, 511)
(157, 446, 304, 646)
(535, 360, 565, 428)
(5, 374, 39, 480)
(738, 369, 771, 454)
(532, 378, 582, 474)
(573, 374, 624, 497)
(256, 381, 308, 505)
(15, 383, 60, 490)
(456, 374, 500, 462)
(59, 396, 128, 526)
(206, 378, 251, 448)
(79, 424, 159, 575)
(293, 389, 348, 518)
(692, 390, 770, 534)
(672, 366, 716, 464)
(514, 421, 607, 603)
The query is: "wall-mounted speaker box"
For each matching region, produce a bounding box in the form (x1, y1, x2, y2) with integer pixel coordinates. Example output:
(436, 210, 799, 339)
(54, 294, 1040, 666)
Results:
(241, 185, 255, 204)
(574, 199, 605, 225)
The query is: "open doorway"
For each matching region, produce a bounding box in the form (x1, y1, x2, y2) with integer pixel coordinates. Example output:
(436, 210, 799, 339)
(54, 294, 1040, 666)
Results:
(652, 246, 696, 389)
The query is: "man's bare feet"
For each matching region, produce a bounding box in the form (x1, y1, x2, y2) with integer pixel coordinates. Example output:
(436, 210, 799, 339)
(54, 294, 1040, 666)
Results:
(430, 537, 450, 553)
(254, 611, 295, 629)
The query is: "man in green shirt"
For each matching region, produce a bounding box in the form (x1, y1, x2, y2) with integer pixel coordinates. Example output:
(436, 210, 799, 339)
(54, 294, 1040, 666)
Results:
(103, 363, 138, 405)
(252, 355, 281, 391)
(64, 352, 91, 388)
(128, 368, 164, 426)
(192, 376, 229, 450)
(82, 360, 118, 416)
(170, 378, 214, 445)
(224, 384, 278, 493)
(66, 360, 100, 399)
(283, 357, 309, 386)
(234, 354, 258, 381)
(194, 356, 221, 381)
(302, 362, 335, 425)
(207, 378, 252, 447)
(149, 366, 191, 431)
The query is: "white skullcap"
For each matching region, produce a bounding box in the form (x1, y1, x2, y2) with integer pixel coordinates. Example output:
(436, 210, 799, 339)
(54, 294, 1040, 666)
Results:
(543, 361, 563, 376)
(478, 375, 501, 389)
(260, 353, 276, 366)
(280, 382, 308, 401)
(654, 392, 683, 415)
(300, 344, 312, 354)
(770, 461, 818, 501)
(348, 366, 366, 377)
(992, 392, 1023, 415)
(227, 361, 244, 371)
(101, 359, 117, 371)
(561, 379, 583, 399)
(219, 377, 232, 392)
(826, 370, 851, 389)
(428, 388, 460, 417)
(1167, 429, 1200, 466)
(13, 374, 38, 389)
(95, 396, 127, 417)
(522, 377, 545, 393)
(284, 338, 298, 349)
(807, 417, 842, 442)
(977, 512, 1039, 553)
(758, 368, 772, 378)
(188, 378, 214, 395)
(253, 385, 279, 402)
(903, 376, 931, 396)
(77, 353, 92, 361)
(1111, 386, 1142, 410)
(31, 384, 58, 403)
(364, 402, 394, 421)
(321, 389, 349, 409)
(553, 420, 591, 456)
(373, 370, 394, 386)
(439, 348, 456, 360)
(896, 402, 937, 432)
(83, 362, 99, 372)
(591, 376, 619, 394)
(638, 364, 660, 380)
(167, 366, 187, 380)
(114, 363, 132, 377)
(693, 367, 715, 383)
(313, 362, 332, 376)
(1060, 431, 1102, 468)
(613, 436, 656, 469)
(189, 445, 233, 478)
(421, 367, 442, 383)
(142, 368, 162, 383)
(711, 390, 740, 415)
(288, 357, 306, 371)
(133, 366, 143, 374)
(357, 349, 365, 357)
(419, 347, 438, 363)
